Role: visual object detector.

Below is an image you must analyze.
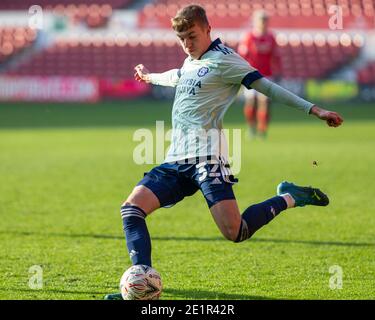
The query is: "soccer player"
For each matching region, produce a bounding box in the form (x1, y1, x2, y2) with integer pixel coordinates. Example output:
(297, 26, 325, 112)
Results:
(104, 5, 343, 299)
(238, 10, 281, 138)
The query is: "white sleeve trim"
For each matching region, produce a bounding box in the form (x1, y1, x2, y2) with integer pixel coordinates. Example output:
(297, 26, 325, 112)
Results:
(250, 77, 314, 114)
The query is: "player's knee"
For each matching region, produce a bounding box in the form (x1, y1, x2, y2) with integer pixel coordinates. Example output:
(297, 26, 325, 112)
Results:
(122, 199, 137, 207)
(122, 187, 143, 207)
(122, 198, 139, 209)
(222, 226, 240, 242)
(120, 194, 143, 215)
(121, 186, 159, 216)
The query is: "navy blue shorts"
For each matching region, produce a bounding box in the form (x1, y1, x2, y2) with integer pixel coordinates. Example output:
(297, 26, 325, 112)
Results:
(137, 157, 238, 208)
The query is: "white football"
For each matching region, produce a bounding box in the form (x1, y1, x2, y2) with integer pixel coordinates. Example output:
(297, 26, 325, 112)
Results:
(120, 264, 162, 300)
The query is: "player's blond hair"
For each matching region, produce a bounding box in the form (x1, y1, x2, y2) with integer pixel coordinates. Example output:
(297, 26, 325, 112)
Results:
(171, 5, 209, 32)
(252, 9, 269, 22)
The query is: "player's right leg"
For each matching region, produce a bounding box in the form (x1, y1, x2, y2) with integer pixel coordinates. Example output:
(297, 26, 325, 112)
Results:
(105, 163, 198, 300)
(104, 186, 159, 300)
(243, 89, 257, 137)
(120, 185, 160, 268)
(120, 162, 196, 268)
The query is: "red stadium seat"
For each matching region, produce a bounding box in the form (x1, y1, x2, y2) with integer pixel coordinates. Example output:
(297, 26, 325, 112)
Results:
(0, 27, 38, 64)
(0, 0, 133, 10)
(5, 31, 361, 81)
(137, 0, 374, 29)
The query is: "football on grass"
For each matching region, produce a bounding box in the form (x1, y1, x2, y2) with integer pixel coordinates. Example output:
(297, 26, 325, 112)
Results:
(120, 264, 162, 300)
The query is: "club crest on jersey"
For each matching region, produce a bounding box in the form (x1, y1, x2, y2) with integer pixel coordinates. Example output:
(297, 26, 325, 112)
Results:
(197, 67, 209, 77)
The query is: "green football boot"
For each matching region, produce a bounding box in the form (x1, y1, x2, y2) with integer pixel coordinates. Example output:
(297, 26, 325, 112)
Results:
(277, 181, 329, 207)
(103, 293, 123, 300)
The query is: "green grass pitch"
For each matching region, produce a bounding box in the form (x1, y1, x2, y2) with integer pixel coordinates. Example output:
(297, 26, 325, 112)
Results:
(0, 99, 374, 300)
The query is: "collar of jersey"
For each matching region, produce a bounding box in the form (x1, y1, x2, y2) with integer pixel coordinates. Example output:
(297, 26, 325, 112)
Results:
(197, 38, 222, 60)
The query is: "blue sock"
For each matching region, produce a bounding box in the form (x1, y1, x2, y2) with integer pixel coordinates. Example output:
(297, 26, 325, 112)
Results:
(121, 205, 152, 266)
(235, 196, 288, 242)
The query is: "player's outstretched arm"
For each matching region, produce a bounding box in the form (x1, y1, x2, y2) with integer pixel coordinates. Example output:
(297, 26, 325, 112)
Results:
(134, 64, 180, 87)
(250, 77, 343, 127)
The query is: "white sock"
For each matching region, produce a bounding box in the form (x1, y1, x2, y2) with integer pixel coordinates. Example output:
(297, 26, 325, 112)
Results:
(280, 193, 296, 209)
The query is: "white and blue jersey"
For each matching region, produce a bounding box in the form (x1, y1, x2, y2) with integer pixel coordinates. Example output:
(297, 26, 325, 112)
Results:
(150, 38, 262, 164)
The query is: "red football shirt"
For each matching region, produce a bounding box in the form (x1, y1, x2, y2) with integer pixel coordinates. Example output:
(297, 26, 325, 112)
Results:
(238, 31, 280, 77)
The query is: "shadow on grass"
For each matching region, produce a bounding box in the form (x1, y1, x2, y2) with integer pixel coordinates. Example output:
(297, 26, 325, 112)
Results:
(0, 287, 105, 296)
(1, 231, 374, 248)
(162, 288, 273, 300)
(0, 287, 270, 300)
(153, 236, 375, 248)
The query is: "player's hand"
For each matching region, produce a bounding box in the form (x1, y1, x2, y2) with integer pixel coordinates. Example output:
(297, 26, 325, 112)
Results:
(310, 105, 344, 127)
(134, 64, 151, 83)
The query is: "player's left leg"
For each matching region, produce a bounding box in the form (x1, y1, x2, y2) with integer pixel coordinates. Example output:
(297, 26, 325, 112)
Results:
(209, 196, 292, 242)
(197, 159, 293, 241)
(210, 181, 329, 242)
(200, 161, 330, 242)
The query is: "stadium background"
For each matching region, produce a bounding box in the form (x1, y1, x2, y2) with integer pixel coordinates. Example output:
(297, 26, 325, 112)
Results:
(0, 1, 374, 300)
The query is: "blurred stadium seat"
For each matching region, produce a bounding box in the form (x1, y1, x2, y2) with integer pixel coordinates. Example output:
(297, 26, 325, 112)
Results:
(5, 32, 362, 80)
(0, 1, 133, 28)
(0, 0, 133, 10)
(0, 27, 38, 64)
(52, 4, 115, 28)
(276, 32, 362, 79)
(138, 0, 375, 28)
(6, 40, 186, 79)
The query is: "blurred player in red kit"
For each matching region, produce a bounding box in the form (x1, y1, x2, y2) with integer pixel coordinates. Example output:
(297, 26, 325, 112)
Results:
(238, 10, 281, 138)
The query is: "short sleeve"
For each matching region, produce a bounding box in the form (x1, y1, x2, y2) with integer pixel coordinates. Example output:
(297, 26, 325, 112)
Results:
(219, 52, 263, 89)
